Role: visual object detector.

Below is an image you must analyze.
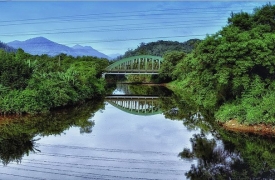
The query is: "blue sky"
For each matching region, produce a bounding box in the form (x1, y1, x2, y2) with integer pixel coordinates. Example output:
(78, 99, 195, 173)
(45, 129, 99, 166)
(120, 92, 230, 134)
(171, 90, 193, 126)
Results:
(0, 1, 270, 55)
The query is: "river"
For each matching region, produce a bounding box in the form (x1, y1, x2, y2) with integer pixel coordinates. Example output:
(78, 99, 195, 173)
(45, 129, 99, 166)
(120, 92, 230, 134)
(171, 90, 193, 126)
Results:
(1, 84, 275, 179)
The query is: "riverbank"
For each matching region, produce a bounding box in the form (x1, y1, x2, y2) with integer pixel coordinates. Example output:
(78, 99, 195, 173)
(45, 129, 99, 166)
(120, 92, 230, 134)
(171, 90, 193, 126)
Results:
(221, 119, 275, 136)
(166, 83, 275, 136)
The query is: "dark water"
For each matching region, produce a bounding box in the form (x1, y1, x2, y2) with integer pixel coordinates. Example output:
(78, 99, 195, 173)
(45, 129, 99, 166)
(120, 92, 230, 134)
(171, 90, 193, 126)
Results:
(1, 84, 275, 179)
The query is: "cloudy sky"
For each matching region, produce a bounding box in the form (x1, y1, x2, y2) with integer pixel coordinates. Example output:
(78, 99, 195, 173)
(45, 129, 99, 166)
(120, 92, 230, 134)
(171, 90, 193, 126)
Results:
(0, 1, 271, 55)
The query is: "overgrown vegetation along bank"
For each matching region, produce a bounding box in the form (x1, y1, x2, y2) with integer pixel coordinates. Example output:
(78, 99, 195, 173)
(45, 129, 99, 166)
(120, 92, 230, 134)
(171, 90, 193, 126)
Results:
(161, 3, 275, 125)
(0, 49, 109, 114)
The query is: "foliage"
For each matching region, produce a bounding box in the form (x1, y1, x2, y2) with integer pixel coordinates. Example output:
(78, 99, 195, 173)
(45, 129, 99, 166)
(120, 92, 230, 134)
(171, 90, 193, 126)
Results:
(157, 84, 275, 179)
(172, 95, 275, 180)
(168, 3, 275, 124)
(0, 49, 33, 90)
(159, 51, 186, 81)
(110, 39, 200, 83)
(115, 39, 200, 60)
(0, 49, 109, 114)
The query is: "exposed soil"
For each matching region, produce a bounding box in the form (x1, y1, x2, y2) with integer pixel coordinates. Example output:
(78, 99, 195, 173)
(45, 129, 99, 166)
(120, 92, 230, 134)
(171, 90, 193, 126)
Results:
(221, 119, 275, 136)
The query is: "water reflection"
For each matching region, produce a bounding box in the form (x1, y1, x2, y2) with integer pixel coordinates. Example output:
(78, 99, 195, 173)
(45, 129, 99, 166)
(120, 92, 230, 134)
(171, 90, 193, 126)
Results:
(0, 99, 105, 166)
(108, 84, 174, 116)
(115, 83, 173, 96)
(106, 96, 162, 116)
(179, 130, 275, 179)
(1, 84, 275, 179)
(0, 134, 40, 166)
(168, 88, 275, 179)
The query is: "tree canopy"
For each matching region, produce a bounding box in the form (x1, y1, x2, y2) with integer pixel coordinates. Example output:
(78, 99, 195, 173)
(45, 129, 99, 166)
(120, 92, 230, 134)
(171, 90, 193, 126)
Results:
(115, 39, 200, 60)
(168, 3, 275, 124)
(0, 49, 109, 114)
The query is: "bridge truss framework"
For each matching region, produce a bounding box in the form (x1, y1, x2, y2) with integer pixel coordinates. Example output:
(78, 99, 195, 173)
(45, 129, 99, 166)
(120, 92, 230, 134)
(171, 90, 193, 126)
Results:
(103, 55, 163, 77)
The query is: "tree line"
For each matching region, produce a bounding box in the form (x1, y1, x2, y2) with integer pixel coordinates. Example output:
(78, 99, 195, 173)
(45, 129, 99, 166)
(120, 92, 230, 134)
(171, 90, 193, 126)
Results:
(114, 39, 200, 61)
(108, 39, 200, 83)
(0, 49, 109, 114)
(159, 3, 275, 124)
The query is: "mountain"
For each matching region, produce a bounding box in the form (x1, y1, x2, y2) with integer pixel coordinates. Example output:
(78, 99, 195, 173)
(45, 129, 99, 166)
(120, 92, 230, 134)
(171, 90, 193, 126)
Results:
(0, 41, 16, 52)
(71, 44, 109, 59)
(7, 37, 109, 58)
(8, 37, 75, 56)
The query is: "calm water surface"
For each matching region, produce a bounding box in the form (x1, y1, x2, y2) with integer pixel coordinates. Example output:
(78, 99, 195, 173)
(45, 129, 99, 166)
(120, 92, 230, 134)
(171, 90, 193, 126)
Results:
(1, 84, 275, 179)
(0, 85, 197, 180)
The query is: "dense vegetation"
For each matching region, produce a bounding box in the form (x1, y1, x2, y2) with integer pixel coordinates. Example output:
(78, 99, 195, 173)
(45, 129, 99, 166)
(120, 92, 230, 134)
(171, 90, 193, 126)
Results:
(0, 49, 108, 114)
(163, 3, 275, 124)
(115, 39, 200, 60)
(111, 39, 200, 83)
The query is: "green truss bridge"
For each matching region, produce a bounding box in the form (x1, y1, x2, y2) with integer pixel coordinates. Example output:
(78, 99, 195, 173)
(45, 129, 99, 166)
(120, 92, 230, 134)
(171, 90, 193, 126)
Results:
(103, 55, 163, 77)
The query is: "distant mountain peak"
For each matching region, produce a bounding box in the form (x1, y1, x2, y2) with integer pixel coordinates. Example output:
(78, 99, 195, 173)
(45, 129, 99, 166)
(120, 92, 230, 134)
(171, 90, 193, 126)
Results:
(7, 36, 110, 59)
(72, 44, 84, 49)
(25, 36, 55, 43)
(30, 36, 48, 40)
(72, 44, 95, 50)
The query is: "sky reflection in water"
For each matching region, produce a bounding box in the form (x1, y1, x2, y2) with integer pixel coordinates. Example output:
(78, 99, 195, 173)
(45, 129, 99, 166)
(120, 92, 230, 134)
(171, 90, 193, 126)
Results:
(1, 88, 198, 180)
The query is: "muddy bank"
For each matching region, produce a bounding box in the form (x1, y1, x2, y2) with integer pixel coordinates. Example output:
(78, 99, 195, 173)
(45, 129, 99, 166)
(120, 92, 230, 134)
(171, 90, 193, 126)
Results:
(221, 119, 275, 136)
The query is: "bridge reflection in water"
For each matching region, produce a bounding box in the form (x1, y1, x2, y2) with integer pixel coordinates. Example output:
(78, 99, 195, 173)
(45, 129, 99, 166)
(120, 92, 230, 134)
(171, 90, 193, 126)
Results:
(105, 95, 162, 116)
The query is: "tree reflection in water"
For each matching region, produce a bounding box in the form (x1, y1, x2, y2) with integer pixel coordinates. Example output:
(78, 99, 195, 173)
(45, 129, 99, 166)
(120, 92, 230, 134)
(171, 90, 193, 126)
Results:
(179, 133, 239, 179)
(2, 84, 275, 180)
(180, 131, 275, 179)
(116, 83, 173, 96)
(105, 84, 275, 180)
(160, 88, 275, 179)
(0, 134, 40, 166)
(0, 98, 105, 166)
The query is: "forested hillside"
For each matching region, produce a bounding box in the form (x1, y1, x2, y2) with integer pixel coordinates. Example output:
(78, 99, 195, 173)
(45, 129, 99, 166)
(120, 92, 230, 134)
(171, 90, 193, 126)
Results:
(113, 39, 200, 83)
(0, 48, 109, 114)
(115, 39, 200, 60)
(163, 3, 275, 124)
